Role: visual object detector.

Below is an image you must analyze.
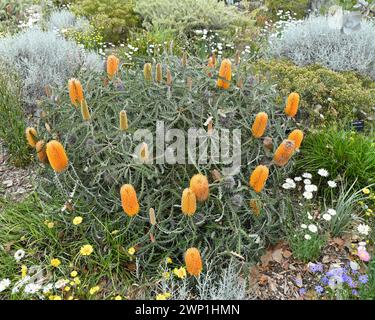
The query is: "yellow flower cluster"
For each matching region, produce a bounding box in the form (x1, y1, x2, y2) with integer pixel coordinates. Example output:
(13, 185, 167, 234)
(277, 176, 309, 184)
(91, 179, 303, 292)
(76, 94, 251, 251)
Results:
(156, 292, 171, 300)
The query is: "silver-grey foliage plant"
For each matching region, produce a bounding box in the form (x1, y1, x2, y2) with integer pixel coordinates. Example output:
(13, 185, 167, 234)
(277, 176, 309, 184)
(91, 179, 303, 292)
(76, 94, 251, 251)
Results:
(47, 9, 91, 32)
(268, 14, 375, 79)
(158, 260, 248, 300)
(0, 28, 102, 106)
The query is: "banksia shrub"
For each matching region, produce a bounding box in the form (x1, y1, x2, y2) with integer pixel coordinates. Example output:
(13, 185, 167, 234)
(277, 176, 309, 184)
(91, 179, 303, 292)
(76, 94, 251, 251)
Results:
(35, 140, 48, 163)
(284, 92, 300, 117)
(251, 112, 268, 138)
(120, 184, 140, 217)
(155, 63, 162, 83)
(119, 110, 128, 131)
(107, 54, 120, 80)
(217, 58, 231, 89)
(181, 188, 197, 216)
(190, 174, 209, 202)
(46, 140, 69, 173)
(143, 63, 152, 81)
(25, 127, 38, 147)
(273, 139, 295, 167)
(184, 247, 203, 276)
(288, 129, 304, 150)
(249, 165, 269, 193)
(37, 53, 298, 271)
(68, 78, 84, 107)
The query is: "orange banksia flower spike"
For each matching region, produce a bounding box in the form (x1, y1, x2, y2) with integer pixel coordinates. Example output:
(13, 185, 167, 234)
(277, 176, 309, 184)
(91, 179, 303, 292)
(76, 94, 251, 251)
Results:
(80, 99, 91, 121)
(143, 63, 152, 81)
(25, 127, 38, 147)
(107, 54, 120, 80)
(68, 78, 84, 107)
(182, 51, 187, 67)
(46, 140, 69, 173)
(251, 112, 268, 138)
(120, 184, 140, 217)
(166, 68, 172, 86)
(181, 188, 197, 216)
(156, 63, 162, 83)
(185, 247, 203, 276)
(273, 139, 295, 167)
(119, 110, 128, 131)
(217, 58, 232, 89)
(249, 165, 269, 193)
(190, 173, 209, 202)
(284, 92, 300, 117)
(250, 199, 261, 216)
(36, 140, 48, 163)
(288, 129, 304, 150)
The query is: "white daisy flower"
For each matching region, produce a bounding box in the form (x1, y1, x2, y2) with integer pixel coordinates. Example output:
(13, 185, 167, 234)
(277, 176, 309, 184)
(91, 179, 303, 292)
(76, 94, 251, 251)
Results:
(24, 283, 41, 294)
(302, 173, 312, 179)
(327, 180, 337, 188)
(327, 209, 337, 216)
(318, 168, 329, 177)
(14, 249, 25, 262)
(308, 224, 318, 233)
(301, 224, 307, 229)
(304, 234, 311, 240)
(282, 178, 296, 189)
(303, 191, 313, 200)
(303, 179, 311, 185)
(357, 224, 371, 236)
(359, 241, 367, 247)
(305, 184, 318, 192)
(322, 213, 332, 221)
(307, 212, 313, 220)
(294, 176, 302, 181)
(0, 279, 11, 292)
(282, 183, 292, 190)
(350, 261, 360, 271)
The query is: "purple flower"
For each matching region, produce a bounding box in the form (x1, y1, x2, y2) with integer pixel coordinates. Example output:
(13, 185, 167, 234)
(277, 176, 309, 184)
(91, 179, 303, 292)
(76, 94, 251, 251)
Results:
(321, 276, 329, 285)
(326, 267, 346, 278)
(299, 288, 306, 296)
(309, 263, 324, 273)
(358, 275, 368, 284)
(294, 277, 303, 287)
(315, 285, 324, 294)
(352, 289, 359, 296)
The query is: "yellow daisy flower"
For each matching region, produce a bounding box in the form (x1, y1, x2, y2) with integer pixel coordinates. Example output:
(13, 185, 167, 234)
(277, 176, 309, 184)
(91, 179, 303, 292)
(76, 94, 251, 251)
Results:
(51, 258, 61, 268)
(80, 244, 93, 256)
(73, 216, 83, 225)
(89, 286, 100, 295)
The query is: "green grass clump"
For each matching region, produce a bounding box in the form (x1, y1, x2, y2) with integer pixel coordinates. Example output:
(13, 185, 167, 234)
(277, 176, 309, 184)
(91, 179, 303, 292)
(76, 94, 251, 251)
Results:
(255, 59, 375, 128)
(0, 193, 137, 299)
(296, 129, 375, 188)
(0, 67, 31, 167)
